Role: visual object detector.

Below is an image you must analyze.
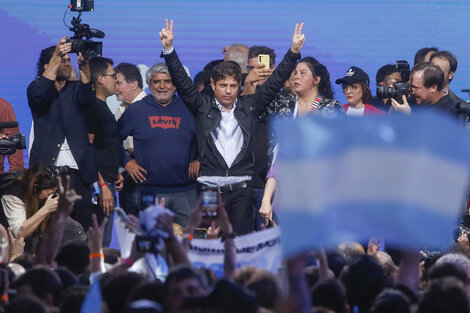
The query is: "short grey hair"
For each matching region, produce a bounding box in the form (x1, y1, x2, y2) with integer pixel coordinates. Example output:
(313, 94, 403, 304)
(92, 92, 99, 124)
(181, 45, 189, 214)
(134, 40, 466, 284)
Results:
(146, 62, 170, 85)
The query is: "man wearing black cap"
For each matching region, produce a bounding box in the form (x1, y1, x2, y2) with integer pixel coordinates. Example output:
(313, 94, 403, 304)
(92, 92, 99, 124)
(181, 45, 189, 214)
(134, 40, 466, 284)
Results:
(336, 66, 385, 116)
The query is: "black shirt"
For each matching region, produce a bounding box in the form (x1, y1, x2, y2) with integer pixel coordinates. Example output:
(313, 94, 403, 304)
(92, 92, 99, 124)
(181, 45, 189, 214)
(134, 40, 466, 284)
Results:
(86, 98, 120, 183)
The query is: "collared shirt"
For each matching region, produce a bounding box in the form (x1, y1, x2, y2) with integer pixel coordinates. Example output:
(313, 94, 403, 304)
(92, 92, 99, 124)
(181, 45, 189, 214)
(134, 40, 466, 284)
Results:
(55, 138, 78, 168)
(197, 100, 251, 187)
(29, 125, 79, 169)
(114, 90, 146, 151)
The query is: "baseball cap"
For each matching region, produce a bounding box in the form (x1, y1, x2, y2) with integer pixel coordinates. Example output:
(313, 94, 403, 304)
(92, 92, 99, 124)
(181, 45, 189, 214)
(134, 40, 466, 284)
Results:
(335, 66, 370, 87)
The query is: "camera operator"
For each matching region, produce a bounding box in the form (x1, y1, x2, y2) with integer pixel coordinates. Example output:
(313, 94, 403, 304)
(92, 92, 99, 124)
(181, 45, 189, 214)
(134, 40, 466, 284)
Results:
(0, 97, 24, 173)
(391, 62, 457, 117)
(370, 64, 402, 112)
(27, 36, 97, 232)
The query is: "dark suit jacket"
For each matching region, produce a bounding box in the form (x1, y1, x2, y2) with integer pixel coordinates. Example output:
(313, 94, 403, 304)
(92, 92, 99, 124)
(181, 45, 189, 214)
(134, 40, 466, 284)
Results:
(27, 76, 97, 184)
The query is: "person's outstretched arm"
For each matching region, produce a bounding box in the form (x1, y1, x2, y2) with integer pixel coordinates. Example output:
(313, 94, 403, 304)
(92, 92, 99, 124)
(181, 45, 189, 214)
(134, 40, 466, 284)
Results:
(160, 19, 204, 115)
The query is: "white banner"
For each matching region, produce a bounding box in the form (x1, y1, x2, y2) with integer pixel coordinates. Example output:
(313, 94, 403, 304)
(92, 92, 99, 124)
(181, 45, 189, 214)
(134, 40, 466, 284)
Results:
(187, 227, 282, 277)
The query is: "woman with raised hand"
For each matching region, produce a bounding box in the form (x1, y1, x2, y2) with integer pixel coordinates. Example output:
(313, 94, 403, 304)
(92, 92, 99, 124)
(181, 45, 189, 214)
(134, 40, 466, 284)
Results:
(260, 57, 344, 226)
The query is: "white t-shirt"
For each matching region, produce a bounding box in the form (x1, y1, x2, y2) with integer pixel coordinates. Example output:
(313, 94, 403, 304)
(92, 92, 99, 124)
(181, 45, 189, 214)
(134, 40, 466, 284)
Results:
(1, 195, 26, 237)
(346, 106, 365, 116)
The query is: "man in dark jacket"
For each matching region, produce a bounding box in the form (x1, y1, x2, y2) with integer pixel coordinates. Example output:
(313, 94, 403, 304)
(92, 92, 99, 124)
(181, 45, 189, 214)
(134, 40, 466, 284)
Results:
(160, 19, 305, 234)
(27, 36, 97, 231)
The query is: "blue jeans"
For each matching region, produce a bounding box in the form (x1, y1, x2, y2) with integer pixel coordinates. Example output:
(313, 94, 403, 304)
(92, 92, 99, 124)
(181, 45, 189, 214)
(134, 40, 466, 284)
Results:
(102, 182, 116, 248)
(119, 181, 141, 217)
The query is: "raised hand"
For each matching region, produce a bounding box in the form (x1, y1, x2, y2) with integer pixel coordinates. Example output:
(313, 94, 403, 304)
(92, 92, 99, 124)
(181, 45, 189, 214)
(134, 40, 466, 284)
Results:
(184, 197, 203, 235)
(207, 219, 221, 239)
(57, 175, 82, 216)
(55, 36, 72, 59)
(215, 193, 232, 233)
(87, 214, 108, 253)
(159, 19, 174, 51)
(245, 64, 272, 86)
(43, 36, 71, 79)
(291, 23, 305, 54)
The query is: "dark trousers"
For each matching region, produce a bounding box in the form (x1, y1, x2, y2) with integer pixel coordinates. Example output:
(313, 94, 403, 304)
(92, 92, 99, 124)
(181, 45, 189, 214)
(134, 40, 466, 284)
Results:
(65, 171, 95, 232)
(220, 183, 253, 235)
(118, 175, 141, 216)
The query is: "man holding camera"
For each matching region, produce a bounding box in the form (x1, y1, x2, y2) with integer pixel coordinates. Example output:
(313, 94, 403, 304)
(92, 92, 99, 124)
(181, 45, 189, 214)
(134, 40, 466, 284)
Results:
(27, 36, 97, 232)
(391, 62, 456, 117)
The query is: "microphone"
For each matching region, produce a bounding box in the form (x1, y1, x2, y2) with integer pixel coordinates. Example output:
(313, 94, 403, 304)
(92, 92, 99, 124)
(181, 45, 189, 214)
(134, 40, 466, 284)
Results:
(89, 28, 105, 39)
(0, 121, 18, 129)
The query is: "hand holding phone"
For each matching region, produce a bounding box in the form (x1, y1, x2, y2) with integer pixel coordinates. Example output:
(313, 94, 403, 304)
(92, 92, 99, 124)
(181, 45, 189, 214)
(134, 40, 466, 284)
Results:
(202, 189, 218, 219)
(258, 54, 270, 69)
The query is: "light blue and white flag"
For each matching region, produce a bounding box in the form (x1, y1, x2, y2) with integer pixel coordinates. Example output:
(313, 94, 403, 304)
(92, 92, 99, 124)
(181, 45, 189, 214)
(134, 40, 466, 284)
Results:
(276, 111, 470, 257)
(80, 277, 102, 313)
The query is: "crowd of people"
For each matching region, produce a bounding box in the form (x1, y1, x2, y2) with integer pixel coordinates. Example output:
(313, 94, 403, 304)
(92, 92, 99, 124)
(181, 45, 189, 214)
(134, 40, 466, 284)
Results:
(0, 18, 468, 313)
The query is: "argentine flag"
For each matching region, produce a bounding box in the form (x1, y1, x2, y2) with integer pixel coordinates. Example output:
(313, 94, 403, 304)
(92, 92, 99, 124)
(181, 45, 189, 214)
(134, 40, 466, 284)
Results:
(276, 111, 470, 257)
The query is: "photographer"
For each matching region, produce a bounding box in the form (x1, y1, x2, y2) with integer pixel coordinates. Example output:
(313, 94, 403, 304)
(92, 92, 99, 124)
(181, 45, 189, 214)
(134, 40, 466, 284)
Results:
(391, 62, 457, 117)
(0, 163, 80, 254)
(0, 97, 24, 173)
(370, 64, 402, 112)
(27, 36, 97, 232)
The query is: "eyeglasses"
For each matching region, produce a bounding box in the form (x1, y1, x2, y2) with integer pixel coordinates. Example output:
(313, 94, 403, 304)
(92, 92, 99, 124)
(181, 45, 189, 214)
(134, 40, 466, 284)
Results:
(103, 73, 117, 79)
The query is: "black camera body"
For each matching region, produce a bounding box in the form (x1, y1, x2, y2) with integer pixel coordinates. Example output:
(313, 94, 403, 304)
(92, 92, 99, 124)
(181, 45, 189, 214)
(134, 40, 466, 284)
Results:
(0, 121, 26, 155)
(66, 1, 104, 58)
(0, 134, 26, 155)
(377, 60, 410, 103)
(67, 38, 102, 59)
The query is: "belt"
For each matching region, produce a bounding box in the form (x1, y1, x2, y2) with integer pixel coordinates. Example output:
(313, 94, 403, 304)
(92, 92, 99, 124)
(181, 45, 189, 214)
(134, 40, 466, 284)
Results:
(55, 166, 79, 175)
(217, 181, 249, 193)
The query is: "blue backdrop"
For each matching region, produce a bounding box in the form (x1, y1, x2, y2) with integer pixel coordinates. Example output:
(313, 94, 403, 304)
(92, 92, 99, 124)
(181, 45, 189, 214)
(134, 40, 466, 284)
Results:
(1, 0, 469, 167)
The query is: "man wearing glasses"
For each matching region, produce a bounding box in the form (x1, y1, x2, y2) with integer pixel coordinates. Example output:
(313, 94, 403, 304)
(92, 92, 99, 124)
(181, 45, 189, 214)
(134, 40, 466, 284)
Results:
(87, 56, 121, 246)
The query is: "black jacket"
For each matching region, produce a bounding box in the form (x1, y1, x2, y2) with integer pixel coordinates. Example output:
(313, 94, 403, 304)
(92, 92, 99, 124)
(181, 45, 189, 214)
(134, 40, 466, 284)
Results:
(163, 48, 300, 177)
(27, 76, 97, 184)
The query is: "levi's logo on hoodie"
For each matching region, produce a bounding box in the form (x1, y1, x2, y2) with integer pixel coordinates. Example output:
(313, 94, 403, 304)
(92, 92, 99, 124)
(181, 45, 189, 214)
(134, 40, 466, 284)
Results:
(149, 116, 181, 130)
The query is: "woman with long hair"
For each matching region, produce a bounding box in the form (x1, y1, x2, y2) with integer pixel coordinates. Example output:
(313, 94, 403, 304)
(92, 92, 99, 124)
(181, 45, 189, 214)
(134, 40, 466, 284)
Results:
(259, 57, 344, 225)
(0, 163, 58, 240)
(267, 56, 344, 118)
